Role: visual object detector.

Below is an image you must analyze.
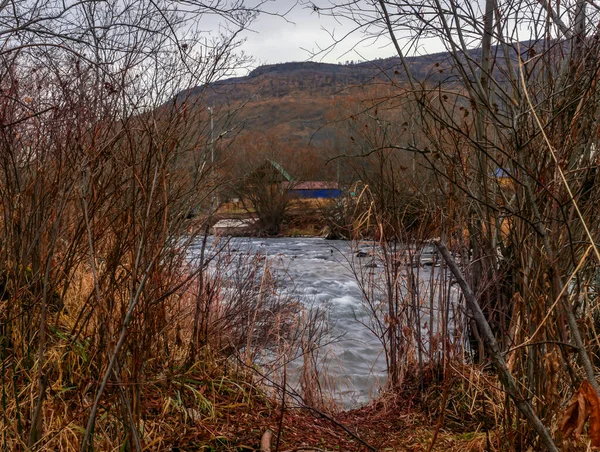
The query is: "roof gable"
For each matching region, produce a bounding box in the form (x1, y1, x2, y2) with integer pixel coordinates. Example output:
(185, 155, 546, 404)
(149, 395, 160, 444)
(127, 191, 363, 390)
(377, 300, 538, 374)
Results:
(248, 159, 294, 182)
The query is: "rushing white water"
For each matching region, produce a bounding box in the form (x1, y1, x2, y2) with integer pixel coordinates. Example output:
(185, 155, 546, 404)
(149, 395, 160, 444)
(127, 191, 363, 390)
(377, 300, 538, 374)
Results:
(190, 236, 446, 407)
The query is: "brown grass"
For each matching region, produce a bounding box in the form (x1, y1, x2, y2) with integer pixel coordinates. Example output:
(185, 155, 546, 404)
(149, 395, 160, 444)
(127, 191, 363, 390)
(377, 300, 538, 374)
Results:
(0, 259, 543, 452)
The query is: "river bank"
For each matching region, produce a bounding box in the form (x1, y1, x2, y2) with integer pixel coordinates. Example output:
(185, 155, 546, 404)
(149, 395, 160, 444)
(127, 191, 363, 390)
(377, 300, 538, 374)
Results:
(5, 231, 572, 451)
(180, 237, 515, 451)
(157, 364, 507, 451)
(210, 198, 347, 239)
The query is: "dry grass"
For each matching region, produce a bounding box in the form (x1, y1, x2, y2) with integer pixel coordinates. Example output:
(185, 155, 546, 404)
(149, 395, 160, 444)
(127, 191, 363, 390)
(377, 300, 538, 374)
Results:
(0, 263, 487, 451)
(2, 265, 593, 451)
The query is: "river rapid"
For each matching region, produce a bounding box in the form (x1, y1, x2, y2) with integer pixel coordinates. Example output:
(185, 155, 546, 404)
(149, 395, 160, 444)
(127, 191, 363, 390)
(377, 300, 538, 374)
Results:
(191, 236, 447, 407)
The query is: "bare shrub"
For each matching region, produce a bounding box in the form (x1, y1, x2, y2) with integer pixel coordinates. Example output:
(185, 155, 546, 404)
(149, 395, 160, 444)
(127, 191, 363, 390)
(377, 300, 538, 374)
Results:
(0, 1, 277, 449)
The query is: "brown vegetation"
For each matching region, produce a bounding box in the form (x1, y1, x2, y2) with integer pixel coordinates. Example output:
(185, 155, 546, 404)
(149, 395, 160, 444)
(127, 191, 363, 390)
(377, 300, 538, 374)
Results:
(7, 0, 600, 450)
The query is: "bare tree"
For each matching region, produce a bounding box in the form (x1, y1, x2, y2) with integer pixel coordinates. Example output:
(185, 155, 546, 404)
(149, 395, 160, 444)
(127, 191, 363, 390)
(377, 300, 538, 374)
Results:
(230, 133, 319, 235)
(0, 1, 280, 450)
(308, 0, 600, 447)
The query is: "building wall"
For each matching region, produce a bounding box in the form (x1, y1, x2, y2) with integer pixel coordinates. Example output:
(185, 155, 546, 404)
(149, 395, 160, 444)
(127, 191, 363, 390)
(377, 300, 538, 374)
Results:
(289, 188, 342, 199)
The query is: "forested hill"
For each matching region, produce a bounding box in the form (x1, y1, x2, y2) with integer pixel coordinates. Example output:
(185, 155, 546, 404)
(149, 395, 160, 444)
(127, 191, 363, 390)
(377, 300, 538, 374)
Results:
(184, 43, 530, 144)
(180, 51, 458, 144)
(197, 51, 459, 103)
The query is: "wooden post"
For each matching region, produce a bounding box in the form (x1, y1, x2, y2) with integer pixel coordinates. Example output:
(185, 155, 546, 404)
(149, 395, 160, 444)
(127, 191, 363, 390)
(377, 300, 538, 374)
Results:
(260, 429, 273, 452)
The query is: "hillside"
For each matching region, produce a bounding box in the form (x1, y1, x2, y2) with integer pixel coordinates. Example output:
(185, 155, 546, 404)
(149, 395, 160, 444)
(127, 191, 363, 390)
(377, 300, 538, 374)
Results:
(183, 40, 542, 146)
(184, 51, 462, 145)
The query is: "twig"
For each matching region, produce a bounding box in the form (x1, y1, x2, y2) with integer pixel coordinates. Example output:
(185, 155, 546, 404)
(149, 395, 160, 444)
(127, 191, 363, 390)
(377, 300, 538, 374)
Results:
(80, 257, 157, 452)
(434, 240, 559, 452)
(295, 405, 377, 452)
(518, 54, 600, 398)
(275, 364, 286, 452)
(427, 370, 451, 452)
(235, 356, 377, 452)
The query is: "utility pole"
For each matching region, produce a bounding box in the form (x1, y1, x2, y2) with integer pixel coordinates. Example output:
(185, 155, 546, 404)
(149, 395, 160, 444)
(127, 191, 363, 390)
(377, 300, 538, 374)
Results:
(207, 106, 217, 209)
(208, 106, 214, 168)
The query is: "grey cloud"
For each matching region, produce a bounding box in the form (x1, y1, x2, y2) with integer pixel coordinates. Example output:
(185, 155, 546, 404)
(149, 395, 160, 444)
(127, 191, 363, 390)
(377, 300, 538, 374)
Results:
(238, 1, 395, 69)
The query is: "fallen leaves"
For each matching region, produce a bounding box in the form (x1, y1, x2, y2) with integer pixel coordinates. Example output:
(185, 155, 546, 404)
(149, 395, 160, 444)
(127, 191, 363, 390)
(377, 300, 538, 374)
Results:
(560, 380, 600, 446)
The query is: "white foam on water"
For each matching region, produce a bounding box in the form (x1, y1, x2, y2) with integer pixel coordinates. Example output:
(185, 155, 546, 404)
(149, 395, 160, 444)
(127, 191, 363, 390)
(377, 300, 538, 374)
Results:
(192, 236, 458, 409)
(329, 295, 357, 306)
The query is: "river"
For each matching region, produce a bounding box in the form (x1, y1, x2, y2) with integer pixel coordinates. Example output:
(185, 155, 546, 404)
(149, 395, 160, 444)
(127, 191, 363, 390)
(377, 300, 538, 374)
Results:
(191, 236, 449, 408)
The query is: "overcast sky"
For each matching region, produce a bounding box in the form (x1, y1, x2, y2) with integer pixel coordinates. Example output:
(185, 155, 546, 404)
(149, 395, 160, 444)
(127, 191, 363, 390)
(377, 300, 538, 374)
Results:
(216, 0, 541, 77)
(236, 1, 399, 70)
